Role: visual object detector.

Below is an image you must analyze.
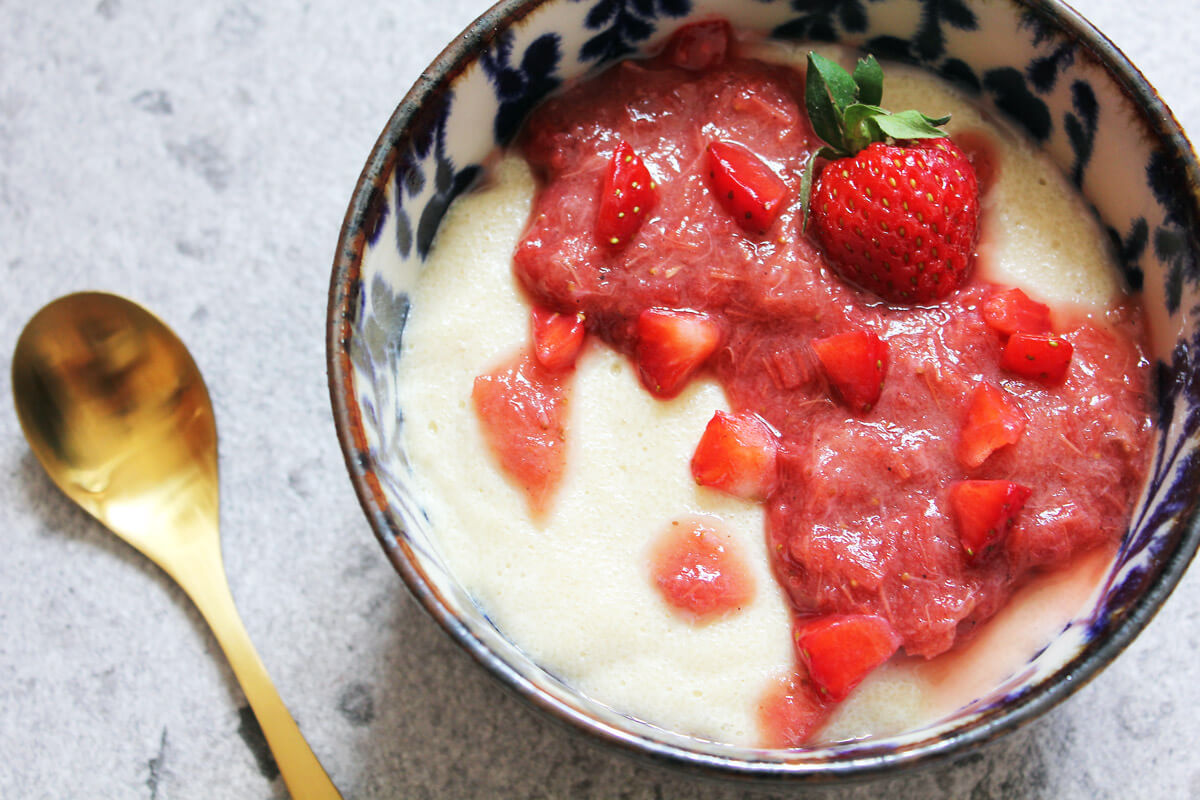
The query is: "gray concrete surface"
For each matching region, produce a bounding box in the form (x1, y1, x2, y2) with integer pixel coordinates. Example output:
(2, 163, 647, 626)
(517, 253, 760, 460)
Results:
(1, 1, 1196, 797)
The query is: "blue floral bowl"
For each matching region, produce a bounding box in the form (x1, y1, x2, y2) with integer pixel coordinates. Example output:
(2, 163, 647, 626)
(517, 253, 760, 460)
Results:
(328, 0, 1200, 782)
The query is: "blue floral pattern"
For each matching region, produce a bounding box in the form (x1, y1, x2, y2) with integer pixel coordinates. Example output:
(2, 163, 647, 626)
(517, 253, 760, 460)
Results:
(391, 94, 482, 260)
(577, 0, 691, 64)
(771, 0, 873, 43)
(1023, 11, 1076, 92)
(1064, 80, 1098, 187)
(481, 31, 564, 146)
(333, 0, 1200, 771)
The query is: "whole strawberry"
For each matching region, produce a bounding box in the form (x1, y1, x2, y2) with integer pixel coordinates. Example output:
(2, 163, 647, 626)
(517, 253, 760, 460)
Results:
(802, 53, 980, 304)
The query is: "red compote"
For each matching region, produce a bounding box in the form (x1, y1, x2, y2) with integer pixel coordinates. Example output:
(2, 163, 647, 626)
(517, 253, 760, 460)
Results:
(650, 517, 756, 623)
(490, 20, 1151, 744)
(472, 351, 570, 516)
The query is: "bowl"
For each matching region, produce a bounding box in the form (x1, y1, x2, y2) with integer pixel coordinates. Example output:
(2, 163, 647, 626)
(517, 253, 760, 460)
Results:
(328, 0, 1200, 782)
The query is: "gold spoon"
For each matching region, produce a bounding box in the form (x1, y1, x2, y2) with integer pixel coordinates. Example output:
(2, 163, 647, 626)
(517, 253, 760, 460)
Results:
(12, 292, 343, 800)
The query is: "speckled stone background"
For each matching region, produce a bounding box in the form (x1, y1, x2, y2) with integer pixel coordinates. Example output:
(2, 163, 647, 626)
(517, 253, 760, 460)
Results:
(1, 1, 1197, 798)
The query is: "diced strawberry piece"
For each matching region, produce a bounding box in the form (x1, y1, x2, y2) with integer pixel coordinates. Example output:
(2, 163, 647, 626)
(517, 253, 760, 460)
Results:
(794, 614, 901, 702)
(664, 19, 733, 71)
(691, 410, 779, 500)
(982, 288, 1052, 337)
(472, 353, 569, 516)
(957, 382, 1026, 469)
(650, 519, 756, 621)
(811, 329, 889, 413)
(597, 141, 657, 249)
(756, 672, 834, 748)
(635, 307, 721, 398)
(1001, 332, 1073, 383)
(531, 306, 586, 372)
(706, 140, 789, 233)
(949, 479, 1032, 561)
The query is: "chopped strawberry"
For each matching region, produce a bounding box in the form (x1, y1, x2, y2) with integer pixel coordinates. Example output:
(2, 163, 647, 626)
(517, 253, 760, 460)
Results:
(706, 140, 789, 233)
(949, 479, 1032, 561)
(756, 672, 834, 748)
(958, 382, 1026, 469)
(794, 614, 901, 702)
(664, 19, 732, 71)
(691, 410, 779, 500)
(531, 306, 586, 372)
(597, 141, 657, 249)
(811, 329, 889, 413)
(635, 307, 721, 398)
(1001, 332, 1074, 383)
(982, 288, 1052, 337)
(650, 519, 756, 621)
(802, 53, 979, 304)
(472, 353, 569, 516)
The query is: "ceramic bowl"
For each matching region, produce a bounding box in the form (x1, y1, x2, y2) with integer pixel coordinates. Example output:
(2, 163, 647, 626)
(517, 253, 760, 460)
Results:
(328, 0, 1200, 782)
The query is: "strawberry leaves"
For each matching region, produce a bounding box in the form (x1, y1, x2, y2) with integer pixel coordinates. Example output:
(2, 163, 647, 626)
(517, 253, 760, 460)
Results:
(805, 52, 949, 160)
(852, 54, 883, 107)
(806, 52, 859, 151)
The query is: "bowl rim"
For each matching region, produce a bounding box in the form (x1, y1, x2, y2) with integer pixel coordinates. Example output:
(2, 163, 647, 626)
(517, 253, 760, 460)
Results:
(327, 0, 1200, 781)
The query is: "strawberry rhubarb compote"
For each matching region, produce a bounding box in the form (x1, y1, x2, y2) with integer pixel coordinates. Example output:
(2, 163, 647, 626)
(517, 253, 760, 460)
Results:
(398, 22, 1151, 747)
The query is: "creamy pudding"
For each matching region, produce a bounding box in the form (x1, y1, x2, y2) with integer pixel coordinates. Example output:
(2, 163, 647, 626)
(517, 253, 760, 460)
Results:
(396, 33, 1150, 746)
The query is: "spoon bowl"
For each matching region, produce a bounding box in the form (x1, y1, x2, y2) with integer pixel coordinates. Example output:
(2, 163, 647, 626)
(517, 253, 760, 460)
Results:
(13, 292, 217, 562)
(13, 292, 341, 800)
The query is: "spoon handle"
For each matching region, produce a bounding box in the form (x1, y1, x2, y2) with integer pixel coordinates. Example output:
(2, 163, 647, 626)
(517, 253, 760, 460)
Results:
(172, 538, 344, 800)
